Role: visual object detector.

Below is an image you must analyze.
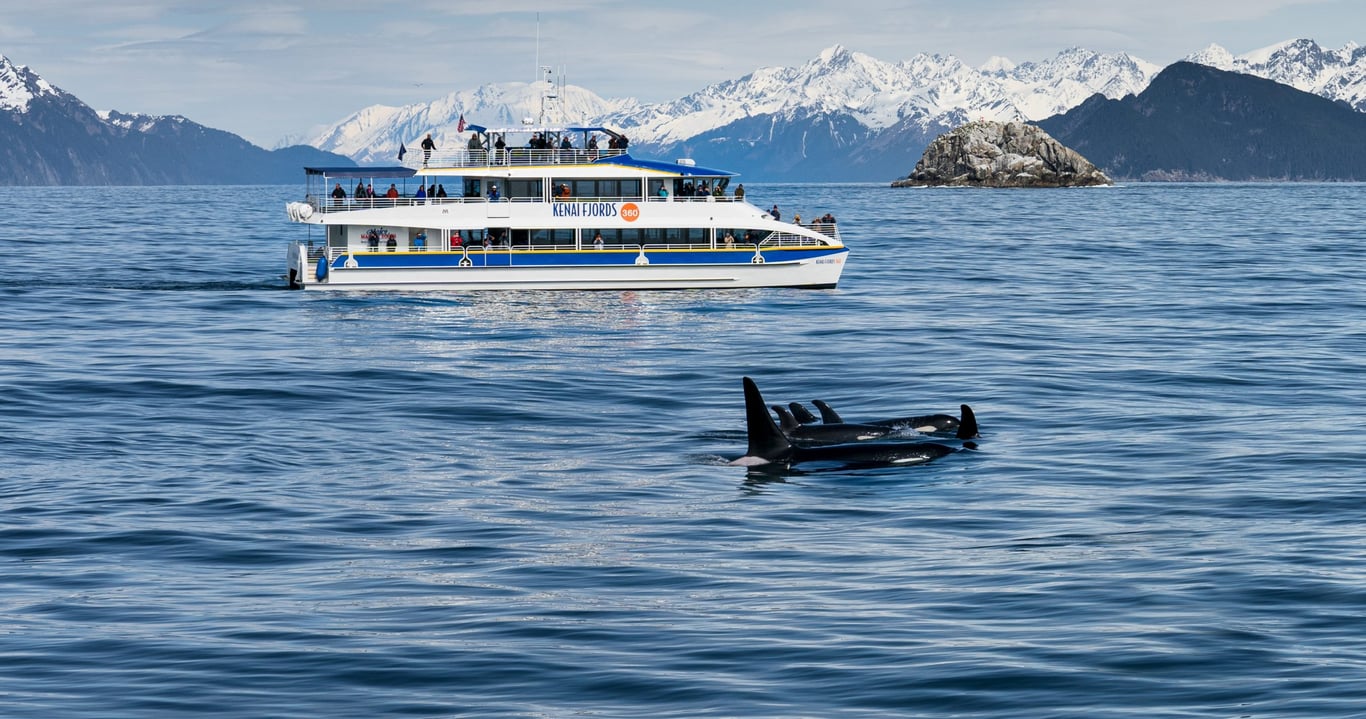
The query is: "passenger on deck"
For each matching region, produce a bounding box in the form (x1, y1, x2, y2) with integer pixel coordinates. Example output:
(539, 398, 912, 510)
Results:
(769, 205, 781, 221)
(331, 183, 346, 206)
(723, 231, 735, 247)
(558, 183, 571, 198)
(386, 184, 399, 199)
(420, 133, 437, 166)
(734, 184, 745, 201)
(560, 136, 572, 150)
(468, 134, 485, 164)
(593, 232, 604, 250)
(415, 185, 426, 199)
(487, 184, 500, 202)
(435, 184, 448, 198)
(413, 232, 427, 251)
(793, 213, 802, 226)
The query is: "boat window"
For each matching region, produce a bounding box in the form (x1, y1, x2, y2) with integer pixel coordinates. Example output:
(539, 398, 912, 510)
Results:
(560, 179, 643, 200)
(528, 228, 574, 247)
(463, 179, 482, 198)
(507, 179, 543, 200)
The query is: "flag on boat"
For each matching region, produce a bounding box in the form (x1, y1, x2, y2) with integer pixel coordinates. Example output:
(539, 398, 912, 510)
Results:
(457, 114, 466, 133)
(397, 142, 407, 161)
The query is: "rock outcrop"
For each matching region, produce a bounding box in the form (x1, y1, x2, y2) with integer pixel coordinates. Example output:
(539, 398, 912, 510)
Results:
(891, 120, 1111, 187)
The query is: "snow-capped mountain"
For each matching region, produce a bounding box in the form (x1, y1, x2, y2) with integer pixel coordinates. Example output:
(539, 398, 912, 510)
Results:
(1185, 39, 1366, 111)
(309, 44, 1160, 175)
(0, 53, 350, 185)
(0, 54, 60, 112)
(312, 81, 639, 165)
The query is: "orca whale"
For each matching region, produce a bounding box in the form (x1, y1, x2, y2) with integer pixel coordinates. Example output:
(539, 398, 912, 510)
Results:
(770, 404, 893, 445)
(731, 377, 978, 468)
(811, 399, 971, 436)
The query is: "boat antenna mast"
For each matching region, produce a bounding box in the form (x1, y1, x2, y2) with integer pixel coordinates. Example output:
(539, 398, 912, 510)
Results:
(532, 15, 564, 127)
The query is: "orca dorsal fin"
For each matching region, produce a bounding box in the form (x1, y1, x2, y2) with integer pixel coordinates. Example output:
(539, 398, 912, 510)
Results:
(743, 377, 792, 461)
(771, 405, 799, 431)
(812, 399, 844, 424)
(789, 402, 819, 424)
(957, 404, 980, 439)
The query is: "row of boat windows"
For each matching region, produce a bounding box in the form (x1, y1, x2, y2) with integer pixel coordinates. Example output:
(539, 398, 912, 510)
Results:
(448, 227, 757, 246)
(454, 178, 726, 200)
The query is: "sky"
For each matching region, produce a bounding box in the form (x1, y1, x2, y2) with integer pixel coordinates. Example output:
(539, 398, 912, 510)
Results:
(1, 0, 1361, 147)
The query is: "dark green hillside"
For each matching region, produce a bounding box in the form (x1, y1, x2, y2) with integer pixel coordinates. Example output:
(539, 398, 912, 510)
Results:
(1038, 61, 1366, 181)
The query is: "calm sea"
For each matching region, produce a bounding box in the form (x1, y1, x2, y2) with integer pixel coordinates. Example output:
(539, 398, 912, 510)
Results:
(3, 182, 1366, 718)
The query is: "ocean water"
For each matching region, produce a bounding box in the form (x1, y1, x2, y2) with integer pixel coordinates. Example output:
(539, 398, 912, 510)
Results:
(3, 181, 1366, 718)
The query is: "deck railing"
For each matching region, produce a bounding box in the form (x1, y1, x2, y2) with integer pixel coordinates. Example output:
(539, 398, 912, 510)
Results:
(413, 147, 628, 169)
(306, 193, 752, 215)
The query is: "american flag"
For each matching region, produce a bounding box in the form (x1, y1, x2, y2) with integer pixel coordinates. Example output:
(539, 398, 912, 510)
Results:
(456, 114, 466, 133)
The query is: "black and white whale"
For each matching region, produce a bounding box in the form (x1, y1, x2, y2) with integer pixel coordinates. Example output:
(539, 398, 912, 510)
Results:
(811, 399, 967, 436)
(770, 405, 894, 445)
(732, 377, 978, 468)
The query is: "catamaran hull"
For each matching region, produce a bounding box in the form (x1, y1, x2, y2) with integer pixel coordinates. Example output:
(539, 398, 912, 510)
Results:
(295, 251, 847, 291)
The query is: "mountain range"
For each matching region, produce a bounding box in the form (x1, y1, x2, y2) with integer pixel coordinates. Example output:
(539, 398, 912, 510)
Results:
(0, 54, 351, 185)
(3, 38, 1365, 184)
(306, 38, 1366, 181)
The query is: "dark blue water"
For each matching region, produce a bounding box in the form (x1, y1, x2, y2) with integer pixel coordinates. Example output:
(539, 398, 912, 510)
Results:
(3, 182, 1366, 718)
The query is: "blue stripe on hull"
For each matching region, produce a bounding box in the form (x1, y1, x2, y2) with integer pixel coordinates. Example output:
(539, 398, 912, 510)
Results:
(329, 248, 845, 269)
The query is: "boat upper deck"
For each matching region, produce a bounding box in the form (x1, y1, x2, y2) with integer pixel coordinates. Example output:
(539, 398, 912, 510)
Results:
(416, 146, 632, 172)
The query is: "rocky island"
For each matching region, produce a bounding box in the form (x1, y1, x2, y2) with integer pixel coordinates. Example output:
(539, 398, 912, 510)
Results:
(892, 120, 1111, 188)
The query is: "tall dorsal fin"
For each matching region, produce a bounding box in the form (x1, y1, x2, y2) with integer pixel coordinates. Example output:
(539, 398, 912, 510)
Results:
(812, 399, 844, 424)
(957, 404, 980, 439)
(744, 377, 792, 461)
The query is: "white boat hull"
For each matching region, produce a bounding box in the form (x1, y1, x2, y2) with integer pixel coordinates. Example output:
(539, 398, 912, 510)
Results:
(298, 252, 846, 291)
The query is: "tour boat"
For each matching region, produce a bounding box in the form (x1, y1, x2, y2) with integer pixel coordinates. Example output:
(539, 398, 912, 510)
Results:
(283, 124, 848, 291)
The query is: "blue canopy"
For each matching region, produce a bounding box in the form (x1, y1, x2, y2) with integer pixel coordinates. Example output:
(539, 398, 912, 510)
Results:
(466, 124, 617, 136)
(595, 154, 736, 177)
(306, 166, 416, 179)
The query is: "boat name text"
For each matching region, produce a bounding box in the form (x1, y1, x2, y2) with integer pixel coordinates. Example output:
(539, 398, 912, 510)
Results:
(552, 202, 640, 222)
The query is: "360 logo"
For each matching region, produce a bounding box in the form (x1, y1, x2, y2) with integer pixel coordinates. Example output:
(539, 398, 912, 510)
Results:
(620, 202, 641, 222)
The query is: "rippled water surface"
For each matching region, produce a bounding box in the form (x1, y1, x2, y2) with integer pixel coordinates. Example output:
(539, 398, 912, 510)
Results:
(3, 183, 1366, 717)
